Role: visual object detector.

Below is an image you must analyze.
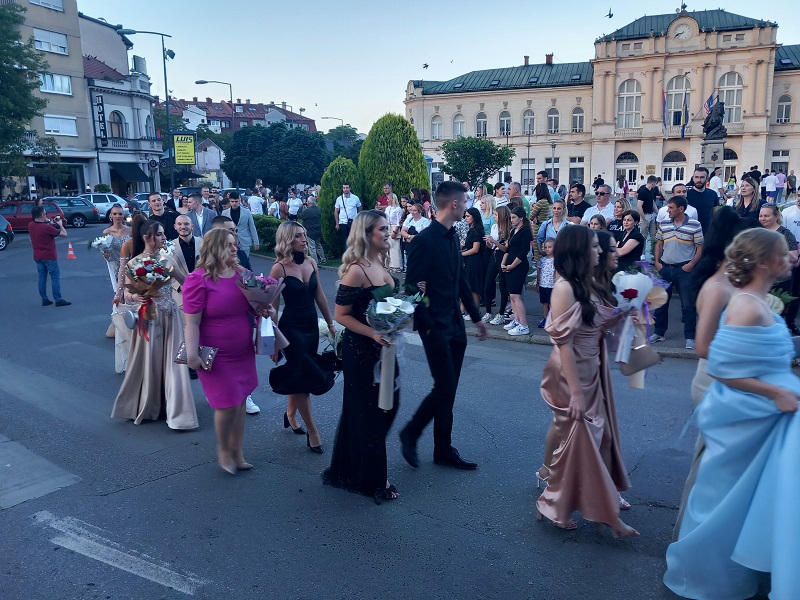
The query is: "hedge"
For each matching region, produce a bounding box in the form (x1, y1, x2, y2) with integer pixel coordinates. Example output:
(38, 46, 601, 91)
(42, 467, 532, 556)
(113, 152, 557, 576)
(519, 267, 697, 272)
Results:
(253, 214, 282, 252)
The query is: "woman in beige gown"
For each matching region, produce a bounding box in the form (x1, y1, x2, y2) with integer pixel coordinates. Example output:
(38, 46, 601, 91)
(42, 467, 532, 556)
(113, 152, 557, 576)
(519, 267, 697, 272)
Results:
(535, 226, 638, 537)
(111, 219, 198, 430)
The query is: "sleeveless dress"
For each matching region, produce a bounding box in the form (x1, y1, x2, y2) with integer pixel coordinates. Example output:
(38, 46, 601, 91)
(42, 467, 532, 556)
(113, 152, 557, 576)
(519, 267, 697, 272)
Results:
(106, 234, 130, 292)
(536, 301, 630, 527)
(182, 270, 257, 409)
(664, 311, 800, 599)
(269, 267, 334, 396)
(323, 281, 400, 502)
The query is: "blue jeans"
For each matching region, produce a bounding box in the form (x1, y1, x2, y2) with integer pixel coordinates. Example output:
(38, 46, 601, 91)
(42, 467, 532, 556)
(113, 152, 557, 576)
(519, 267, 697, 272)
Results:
(653, 262, 696, 340)
(776, 188, 784, 204)
(35, 259, 62, 302)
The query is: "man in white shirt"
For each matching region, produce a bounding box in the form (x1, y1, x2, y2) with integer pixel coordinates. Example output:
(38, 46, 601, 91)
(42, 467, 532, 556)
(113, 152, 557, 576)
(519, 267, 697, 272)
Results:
(580, 184, 616, 224)
(709, 166, 726, 203)
(247, 190, 263, 215)
(334, 183, 361, 244)
(657, 183, 698, 222)
(764, 170, 778, 201)
(781, 194, 800, 335)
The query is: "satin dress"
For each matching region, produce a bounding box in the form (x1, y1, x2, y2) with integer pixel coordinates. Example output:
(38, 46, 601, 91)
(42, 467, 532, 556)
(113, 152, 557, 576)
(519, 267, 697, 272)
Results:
(664, 314, 800, 599)
(536, 302, 630, 527)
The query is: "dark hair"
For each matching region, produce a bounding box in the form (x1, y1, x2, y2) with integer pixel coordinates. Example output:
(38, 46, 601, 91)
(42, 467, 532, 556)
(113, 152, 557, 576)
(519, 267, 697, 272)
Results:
(465, 207, 485, 238)
(589, 214, 607, 229)
(621, 209, 640, 224)
(537, 170, 548, 179)
(553, 226, 598, 326)
(594, 230, 616, 303)
(510, 205, 531, 230)
(495, 205, 511, 242)
(148, 191, 161, 200)
(212, 215, 233, 227)
(410, 188, 420, 201)
(229, 191, 240, 200)
(133, 218, 162, 257)
(188, 192, 202, 200)
(647, 175, 658, 184)
(433, 181, 465, 209)
(32, 205, 45, 219)
(667, 195, 688, 211)
(534, 182, 552, 203)
(691, 206, 759, 293)
(694, 166, 709, 177)
(570, 183, 586, 197)
(418, 189, 432, 205)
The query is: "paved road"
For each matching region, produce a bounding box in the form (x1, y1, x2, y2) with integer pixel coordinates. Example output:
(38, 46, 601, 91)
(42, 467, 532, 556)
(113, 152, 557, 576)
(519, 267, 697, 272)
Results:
(0, 226, 763, 599)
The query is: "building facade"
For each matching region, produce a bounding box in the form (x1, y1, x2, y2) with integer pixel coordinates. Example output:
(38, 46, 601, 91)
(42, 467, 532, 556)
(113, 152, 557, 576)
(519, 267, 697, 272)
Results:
(405, 8, 799, 192)
(158, 98, 317, 134)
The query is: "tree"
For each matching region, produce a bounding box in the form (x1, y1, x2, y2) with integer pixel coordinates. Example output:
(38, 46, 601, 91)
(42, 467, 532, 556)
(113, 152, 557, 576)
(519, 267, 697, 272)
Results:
(439, 137, 516, 187)
(221, 123, 329, 190)
(332, 138, 363, 166)
(28, 135, 68, 194)
(0, 3, 48, 181)
(152, 105, 189, 152)
(195, 124, 233, 153)
(318, 156, 361, 259)
(324, 125, 359, 144)
(358, 114, 429, 208)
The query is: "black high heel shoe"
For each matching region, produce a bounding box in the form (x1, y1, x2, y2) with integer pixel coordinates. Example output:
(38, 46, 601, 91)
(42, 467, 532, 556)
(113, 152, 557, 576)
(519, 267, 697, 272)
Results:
(283, 412, 306, 435)
(306, 433, 323, 454)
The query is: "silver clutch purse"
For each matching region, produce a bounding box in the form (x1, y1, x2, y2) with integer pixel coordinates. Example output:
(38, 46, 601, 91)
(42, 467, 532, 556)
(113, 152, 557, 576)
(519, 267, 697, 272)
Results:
(174, 342, 218, 370)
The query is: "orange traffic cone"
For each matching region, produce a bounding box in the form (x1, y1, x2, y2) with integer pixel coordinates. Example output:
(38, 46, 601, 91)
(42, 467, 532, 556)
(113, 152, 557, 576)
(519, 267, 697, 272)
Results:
(67, 242, 76, 260)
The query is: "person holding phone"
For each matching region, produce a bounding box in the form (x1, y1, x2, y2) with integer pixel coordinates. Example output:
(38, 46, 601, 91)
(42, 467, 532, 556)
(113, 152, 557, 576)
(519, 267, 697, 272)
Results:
(29, 205, 70, 307)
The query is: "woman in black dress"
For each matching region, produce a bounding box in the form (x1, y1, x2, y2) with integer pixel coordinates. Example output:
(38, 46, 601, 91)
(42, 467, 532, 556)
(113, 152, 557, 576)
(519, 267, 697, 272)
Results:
(615, 210, 644, 273)
(461, 207, 485, 316)
(324, 210, 400, 503)
(269, 221, 336, 453)
(501, 206, 534, 336)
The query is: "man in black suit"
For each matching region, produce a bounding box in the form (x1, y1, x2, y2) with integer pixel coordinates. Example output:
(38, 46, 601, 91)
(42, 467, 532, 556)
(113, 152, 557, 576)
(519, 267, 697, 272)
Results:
(399, 181, 488, 470)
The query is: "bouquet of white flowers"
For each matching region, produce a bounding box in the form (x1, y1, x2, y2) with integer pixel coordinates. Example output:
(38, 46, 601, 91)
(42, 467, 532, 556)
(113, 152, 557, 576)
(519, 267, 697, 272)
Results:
(88, 235, 113, 252)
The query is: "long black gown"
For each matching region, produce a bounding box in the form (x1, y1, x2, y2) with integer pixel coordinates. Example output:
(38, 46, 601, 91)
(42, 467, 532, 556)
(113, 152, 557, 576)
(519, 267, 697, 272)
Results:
(269, 268, 334, 396)
(323, 283, 399, 502)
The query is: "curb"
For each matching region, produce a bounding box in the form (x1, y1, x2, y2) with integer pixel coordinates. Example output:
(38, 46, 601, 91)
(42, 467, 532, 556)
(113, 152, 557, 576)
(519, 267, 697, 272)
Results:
(466, 327, 698, 360)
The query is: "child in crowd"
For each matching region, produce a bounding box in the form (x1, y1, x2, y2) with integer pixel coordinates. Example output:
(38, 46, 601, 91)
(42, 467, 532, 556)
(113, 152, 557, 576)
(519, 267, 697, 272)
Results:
(536, 238, 556, 327)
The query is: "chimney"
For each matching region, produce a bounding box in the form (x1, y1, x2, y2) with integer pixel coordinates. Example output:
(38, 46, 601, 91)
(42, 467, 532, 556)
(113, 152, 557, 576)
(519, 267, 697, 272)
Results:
(236, 98, 241, 104)
(192, 96, 198, 102)
(524, 55, 529, 66)
(154, 95, 159, 104)
(281, 101, 287, 110)
(206, 97, 212, 103)
(245, 99, 250, 104)
(545, 53, 553, 65)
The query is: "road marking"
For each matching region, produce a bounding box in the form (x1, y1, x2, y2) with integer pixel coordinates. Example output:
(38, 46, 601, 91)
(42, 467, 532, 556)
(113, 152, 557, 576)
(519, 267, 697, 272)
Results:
(0, 439, 80, 508)
(33, 511, 209, 595)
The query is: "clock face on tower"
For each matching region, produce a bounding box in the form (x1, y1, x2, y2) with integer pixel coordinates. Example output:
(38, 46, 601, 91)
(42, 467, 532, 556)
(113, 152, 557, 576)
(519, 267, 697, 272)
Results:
(675, 24, 692, 40)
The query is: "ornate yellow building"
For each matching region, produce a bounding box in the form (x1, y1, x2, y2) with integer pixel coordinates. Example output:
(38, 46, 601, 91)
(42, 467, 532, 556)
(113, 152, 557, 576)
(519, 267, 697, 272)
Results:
(404, 7, 799, 191)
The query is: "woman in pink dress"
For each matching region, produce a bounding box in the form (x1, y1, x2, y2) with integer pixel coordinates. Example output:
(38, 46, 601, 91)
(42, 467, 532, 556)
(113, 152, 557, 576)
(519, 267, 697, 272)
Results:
(183, 228, 262, 475)
(535, 225, 638, 538)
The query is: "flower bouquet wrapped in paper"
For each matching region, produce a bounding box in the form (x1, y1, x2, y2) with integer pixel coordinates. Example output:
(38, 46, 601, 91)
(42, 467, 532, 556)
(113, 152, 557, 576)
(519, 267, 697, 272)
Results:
(366, 284, 424, 411)
(611, 269, 669, 388)
(87, 234, 114, 252)
(236, 271, 289, 354)
(124, 255, 174, 341)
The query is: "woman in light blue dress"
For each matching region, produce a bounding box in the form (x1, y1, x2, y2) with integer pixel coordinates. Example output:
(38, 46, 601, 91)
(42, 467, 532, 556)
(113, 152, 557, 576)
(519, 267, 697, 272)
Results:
(664, 228, 800, 600)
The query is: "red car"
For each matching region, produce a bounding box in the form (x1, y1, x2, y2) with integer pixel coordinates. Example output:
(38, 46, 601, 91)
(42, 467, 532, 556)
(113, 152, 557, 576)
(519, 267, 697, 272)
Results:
(0, 200, 64, 231)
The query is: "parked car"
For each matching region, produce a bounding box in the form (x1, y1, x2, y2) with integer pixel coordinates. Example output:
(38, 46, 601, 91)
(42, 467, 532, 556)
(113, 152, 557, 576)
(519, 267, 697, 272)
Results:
(176, 186, 202, 197)
(43, 196, 101, 228)
(219, 188, 248, 198)
(0, 214, 14, 251)
(0, 200, 63, 231)
(77, 193, 131, 221)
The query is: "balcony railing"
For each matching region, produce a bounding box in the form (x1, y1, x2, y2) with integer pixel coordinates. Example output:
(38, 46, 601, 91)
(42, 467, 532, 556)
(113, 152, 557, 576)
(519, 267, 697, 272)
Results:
(726, 122, 744, 133)
(666, 125, 692, 137)
(97, 137, 163, 151)
(615, 127, 643, 138)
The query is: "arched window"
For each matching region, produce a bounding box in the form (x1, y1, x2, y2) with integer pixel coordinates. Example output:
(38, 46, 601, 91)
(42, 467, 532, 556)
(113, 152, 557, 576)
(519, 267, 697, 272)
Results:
(476, 112, 487, 138)
(666, 76, 690, 127)
(547, 108, 560, 134)
(616, 152, 638, 184)
(616, 152, 639, 163)
(723, 149, 738, 160)
(718, 72, 743, 123)
(144, 114, 155, 138)
(662, 150, 687, 183)
(777, 95, 792, 124)
(522, 109, 535, 135)
(616, 79, 642, 128)
(108, 111, 126, 138)
(431, 115, 442, 140)
(453, 113, 465, 137)
(572, 107, 585, 133)
(499, 111, 511, 136)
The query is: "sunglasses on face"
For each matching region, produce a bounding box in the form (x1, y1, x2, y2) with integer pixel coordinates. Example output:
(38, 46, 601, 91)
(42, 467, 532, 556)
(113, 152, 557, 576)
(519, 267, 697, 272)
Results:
(596, 192, 608, 196)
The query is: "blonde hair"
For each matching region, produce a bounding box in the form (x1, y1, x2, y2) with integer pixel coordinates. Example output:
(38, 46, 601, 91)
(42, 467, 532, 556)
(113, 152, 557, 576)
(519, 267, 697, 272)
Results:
(480, 194, 496, 219)
(197, 228, 238, 282)
(274, 221, 307, 262)
(339, 210, 387, 278)
(725, 228, 787, 288)
(614, 198, 631, 213)
(387, 193, 398, 206)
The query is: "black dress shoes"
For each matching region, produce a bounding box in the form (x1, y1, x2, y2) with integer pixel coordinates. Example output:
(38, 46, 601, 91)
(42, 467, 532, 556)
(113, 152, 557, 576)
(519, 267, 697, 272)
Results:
(399, 428, 419, 468)
(433, 447, 477, 470)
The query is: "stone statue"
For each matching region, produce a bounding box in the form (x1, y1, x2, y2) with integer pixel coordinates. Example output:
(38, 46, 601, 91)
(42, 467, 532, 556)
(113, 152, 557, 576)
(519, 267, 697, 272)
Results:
(703, 101, 727, 140)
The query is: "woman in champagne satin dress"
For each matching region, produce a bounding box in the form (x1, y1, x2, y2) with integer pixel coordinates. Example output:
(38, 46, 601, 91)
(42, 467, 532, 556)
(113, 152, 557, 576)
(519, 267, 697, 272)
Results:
(535, 226, 638, 537)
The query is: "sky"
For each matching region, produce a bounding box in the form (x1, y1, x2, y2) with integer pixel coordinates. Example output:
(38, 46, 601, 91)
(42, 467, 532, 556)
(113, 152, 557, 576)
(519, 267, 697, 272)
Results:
(76, 0, 798, 135)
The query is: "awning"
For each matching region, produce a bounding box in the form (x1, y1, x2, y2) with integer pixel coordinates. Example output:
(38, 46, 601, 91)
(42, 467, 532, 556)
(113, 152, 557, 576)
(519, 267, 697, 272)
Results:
(109, 162, 151, 182)
(173, 169, 203, 179)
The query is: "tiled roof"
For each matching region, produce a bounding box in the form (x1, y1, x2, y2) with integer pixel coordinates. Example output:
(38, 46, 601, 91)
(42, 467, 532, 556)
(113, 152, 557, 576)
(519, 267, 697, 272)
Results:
(414, 61, 592, 96)
(155, 98, 317, 131)
(83, 55, 126, 82)
(776, 45, 800, 71)
(596, 9, 775, 41)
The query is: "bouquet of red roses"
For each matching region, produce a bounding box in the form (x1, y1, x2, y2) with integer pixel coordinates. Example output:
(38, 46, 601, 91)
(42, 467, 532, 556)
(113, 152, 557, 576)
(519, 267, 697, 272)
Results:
(124, 255, 173, 339)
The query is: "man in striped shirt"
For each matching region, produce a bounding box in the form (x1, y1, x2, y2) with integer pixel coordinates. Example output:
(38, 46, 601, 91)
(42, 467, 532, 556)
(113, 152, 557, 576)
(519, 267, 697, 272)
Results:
(651, 195, 704, 350)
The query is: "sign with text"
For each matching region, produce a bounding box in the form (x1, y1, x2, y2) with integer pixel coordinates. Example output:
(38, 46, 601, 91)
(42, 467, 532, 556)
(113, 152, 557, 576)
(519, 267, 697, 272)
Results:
(646, 164, 656, 175)
(173, 134, 196, 165)
(95, 95, 108, 147)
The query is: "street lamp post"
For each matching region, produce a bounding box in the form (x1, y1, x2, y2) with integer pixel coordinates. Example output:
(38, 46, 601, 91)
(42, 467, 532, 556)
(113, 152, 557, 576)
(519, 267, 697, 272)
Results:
(116, 28, 175, 191)
(321, 116, 344, 142)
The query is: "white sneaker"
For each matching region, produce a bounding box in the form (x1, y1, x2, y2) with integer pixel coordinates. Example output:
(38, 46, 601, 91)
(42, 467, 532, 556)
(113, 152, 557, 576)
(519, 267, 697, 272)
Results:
(245, 396, 260, 414)
(685, 339, 696, 350)
(480, 313, 492, 324)
(508, 324, 530, 336)
(489, 314, 505, 325)
(503, 319, 519, 330)
(462, 313, 471, 321)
